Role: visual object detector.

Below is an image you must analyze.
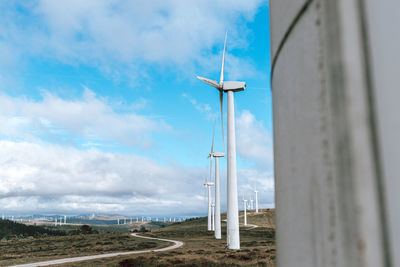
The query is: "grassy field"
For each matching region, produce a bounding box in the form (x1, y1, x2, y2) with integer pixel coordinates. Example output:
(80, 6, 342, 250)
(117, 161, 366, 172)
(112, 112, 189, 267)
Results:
(1, 209, 275, 266)
(0, 232, 167, 266)
(58, 209, 275, 267)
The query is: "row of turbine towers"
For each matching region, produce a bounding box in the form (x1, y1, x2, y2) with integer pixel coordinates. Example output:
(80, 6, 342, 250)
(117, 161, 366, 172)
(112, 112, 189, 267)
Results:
(241, 188, 259, 226)
(198, 32, 259, 250)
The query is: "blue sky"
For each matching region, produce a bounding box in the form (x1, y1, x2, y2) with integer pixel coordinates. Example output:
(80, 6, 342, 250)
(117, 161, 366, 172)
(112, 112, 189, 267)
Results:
(0, 0, 272, 216)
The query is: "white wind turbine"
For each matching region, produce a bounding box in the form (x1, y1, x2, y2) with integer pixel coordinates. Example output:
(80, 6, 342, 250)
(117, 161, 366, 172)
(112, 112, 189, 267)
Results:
(250, 195, 254, 210)
(254, 185, 259, 213)
(204, 174, 214, 231)
(208, 122, 224, 239)
(242, 195, 248, 226)
(211, 203, 215, 231)
(197, 32, 246, 249)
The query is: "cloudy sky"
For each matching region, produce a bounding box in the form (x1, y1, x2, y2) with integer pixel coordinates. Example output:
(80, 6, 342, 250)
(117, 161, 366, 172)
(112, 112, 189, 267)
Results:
(0, 0, 272, 217)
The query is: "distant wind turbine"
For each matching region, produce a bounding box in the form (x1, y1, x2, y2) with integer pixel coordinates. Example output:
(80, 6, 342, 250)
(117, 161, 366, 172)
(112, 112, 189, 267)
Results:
(208, 121, 224, 239)
(197, 32, 246, 249)
(254, 186, 259, 213)
(242, 196, 248, 226)
(211, 203, 215, 231)
(204, 178, 214, 231)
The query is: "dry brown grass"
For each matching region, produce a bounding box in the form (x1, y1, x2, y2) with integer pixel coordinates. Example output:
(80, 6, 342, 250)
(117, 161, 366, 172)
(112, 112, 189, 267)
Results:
(0, 233, 166, 266)
(1, 209, 275, 266)
(57, 209, 276, 267)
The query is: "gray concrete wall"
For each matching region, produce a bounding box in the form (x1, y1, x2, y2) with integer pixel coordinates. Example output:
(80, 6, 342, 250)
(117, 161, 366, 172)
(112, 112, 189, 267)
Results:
(270, 0, 399, 266)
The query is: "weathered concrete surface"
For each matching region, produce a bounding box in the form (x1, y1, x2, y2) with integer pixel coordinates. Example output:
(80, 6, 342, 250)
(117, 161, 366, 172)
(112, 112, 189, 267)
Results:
(270, 0, 399, 266)
(363, 1, 400, 266)
(269, 0, 308, 57)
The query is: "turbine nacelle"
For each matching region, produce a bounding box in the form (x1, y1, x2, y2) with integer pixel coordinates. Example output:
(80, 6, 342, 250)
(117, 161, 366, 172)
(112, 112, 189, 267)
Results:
(204, 182, 214, 187)
(197, 76, 246, 92)
(222, 81, 246, 92)
(208, 151, 225, 158)
(212, 152, 225, 157)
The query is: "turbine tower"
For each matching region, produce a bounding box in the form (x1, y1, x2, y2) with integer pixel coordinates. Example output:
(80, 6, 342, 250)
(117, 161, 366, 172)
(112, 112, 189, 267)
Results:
(204, 179, 214, 231)
(242, 196, 248, 226)
(197, 32, 245, 249)
(250, 196, 254, 210)
(208, 121, 224, 239)
(211, 203, 215, 231)
(213, 151, 224, 239)
(254, 185, 259, 213)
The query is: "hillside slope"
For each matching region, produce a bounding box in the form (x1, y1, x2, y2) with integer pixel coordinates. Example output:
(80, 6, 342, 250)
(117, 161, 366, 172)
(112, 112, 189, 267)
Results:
(60, 208, 276, 267)
(0, 219, 65, 240)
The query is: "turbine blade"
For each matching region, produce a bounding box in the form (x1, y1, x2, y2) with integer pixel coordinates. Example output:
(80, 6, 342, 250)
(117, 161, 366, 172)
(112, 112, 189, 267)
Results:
(209, 156, 213, 183)
(220, 31, 227, 85)
(211, 119, 216, 154)
(219, 90, 224, 147)
(197, 76, 220, 88)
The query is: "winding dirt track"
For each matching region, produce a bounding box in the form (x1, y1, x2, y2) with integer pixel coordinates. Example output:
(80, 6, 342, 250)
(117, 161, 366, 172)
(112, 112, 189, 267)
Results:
(10, 233, 184, 267)
(223, 212, 259, 230)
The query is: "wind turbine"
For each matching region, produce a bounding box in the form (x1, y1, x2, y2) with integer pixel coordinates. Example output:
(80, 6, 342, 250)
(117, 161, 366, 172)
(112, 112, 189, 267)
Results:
(211, 203, 215, 231)
(204, 177, 214, 231)
(197, 32, 246, 249)
(254, 185, 259, 213)
(242, 195, 248, 226)
(208, 121, 224, 239)
(250, 195, 254, 210)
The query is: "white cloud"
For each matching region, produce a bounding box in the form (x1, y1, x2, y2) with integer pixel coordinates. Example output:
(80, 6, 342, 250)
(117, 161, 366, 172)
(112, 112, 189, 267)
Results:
(236, 110, 273, 167)
(0, 140, 207, 215)
(0, 0, 264, 82)
(182, 93, 216, 120)
(237, 168, 274, 207)
(0, 88, 169, 149)
(0, 140, 274, 215)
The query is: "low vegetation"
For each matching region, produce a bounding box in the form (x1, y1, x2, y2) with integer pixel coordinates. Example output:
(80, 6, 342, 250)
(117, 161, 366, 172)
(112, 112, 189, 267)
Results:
(0, 223, 166, 266)
(0, 219, 66, 240)
(61, 209, 276, 267)
(0, 209, 275, 266)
